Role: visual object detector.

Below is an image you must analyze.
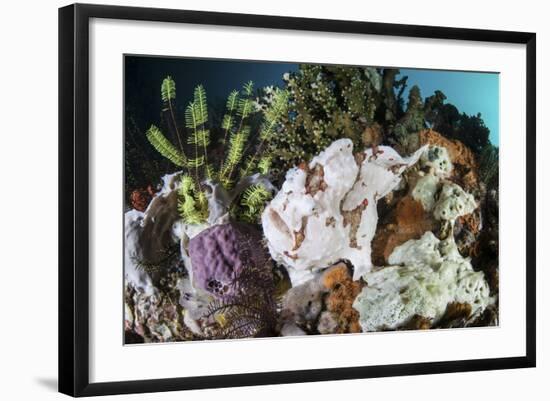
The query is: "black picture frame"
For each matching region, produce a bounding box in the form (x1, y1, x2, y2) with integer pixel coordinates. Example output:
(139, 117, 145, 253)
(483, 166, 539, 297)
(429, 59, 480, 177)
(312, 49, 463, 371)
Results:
(59, 3, 536, 397)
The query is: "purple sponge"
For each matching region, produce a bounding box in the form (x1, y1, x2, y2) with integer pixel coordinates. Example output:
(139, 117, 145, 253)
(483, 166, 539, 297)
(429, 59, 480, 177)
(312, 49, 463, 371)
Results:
(188, 222, 268, 298)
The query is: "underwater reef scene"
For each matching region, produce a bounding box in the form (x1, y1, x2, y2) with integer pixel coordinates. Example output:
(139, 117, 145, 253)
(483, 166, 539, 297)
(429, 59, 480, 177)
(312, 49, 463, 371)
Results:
(124, 56, 499, 343)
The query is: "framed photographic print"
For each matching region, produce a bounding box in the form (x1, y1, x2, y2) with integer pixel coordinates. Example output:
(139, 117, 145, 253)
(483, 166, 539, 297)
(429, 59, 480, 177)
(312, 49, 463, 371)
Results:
(58, 3, 536, 397)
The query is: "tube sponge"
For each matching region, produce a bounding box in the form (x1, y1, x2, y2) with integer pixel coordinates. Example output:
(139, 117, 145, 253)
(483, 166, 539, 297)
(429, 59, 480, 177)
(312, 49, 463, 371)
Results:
(188, 222, 269, 298)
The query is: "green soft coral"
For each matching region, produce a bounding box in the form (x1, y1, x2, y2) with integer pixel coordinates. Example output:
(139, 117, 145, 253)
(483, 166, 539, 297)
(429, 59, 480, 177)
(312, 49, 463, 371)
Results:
(240, 184, 272, 223)
(145, 125, 186, 167)
(161, 75, 176, 102)
(177, 175, 208, 225)
(220, 131, 247, 188)
(146, 77, 286, 225)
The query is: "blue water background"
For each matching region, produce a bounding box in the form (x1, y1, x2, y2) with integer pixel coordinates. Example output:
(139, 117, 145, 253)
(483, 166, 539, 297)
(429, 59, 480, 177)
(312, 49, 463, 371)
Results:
(126, 56, 499, 145)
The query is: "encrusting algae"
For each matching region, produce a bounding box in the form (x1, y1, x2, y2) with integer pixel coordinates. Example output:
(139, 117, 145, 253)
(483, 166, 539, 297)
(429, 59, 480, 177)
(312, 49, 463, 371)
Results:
(321, 263, 364, 334)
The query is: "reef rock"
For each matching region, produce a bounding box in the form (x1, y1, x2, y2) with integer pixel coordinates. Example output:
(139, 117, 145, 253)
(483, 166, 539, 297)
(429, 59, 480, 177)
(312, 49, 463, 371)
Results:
(371, 196, 436, 266)
(280, 272, 326, 334)
(124, 172, 215, 336)
(372, 142, 481, 264)
(471, 188, 499, 294)
(262, 138, 425, 284)
(371, 145, 451, 265)
(176, 276, 215, 336)
(124, 173, 183, 293)
(280, 262, 364, 335)
(353, 232, 494, 332)
(358, 147, 489, 332)
(125, 280, 193, 343)
(125, 209, 155, 295)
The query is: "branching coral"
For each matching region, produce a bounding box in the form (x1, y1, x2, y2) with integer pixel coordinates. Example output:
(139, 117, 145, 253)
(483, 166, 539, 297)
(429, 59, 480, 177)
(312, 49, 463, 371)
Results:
(261, 65, 492, 180)
(263, 66, 406, 175)
(392, 85, 426, 153)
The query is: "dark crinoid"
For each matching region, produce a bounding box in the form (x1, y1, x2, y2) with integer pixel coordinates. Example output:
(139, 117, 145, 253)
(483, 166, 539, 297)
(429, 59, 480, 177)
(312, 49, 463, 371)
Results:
(132, 242, 182, 283)
(204, 262, 278, 340)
